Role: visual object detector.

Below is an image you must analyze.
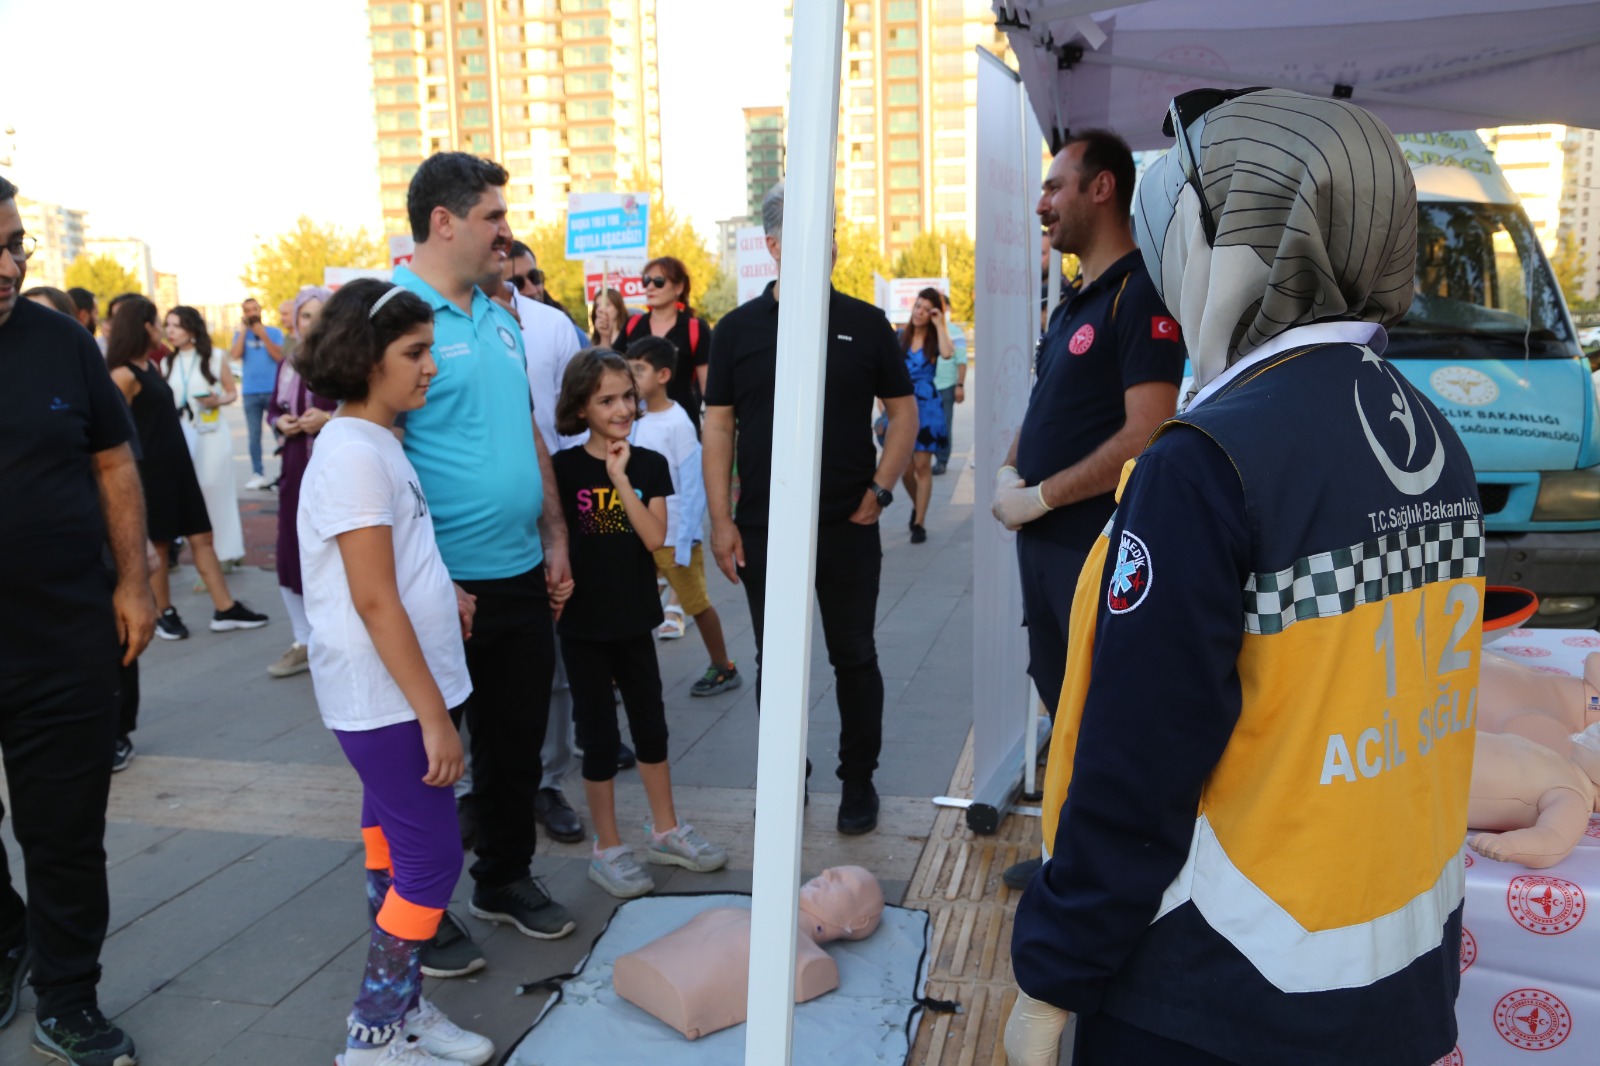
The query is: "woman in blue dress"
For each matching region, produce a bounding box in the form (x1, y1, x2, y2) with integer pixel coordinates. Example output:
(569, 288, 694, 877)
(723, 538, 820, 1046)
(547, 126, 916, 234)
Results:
(896, 288, 952, 544)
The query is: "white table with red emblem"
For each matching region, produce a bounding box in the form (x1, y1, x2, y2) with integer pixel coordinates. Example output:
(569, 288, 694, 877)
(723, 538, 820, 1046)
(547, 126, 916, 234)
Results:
(1447, 627, 1600, 1065)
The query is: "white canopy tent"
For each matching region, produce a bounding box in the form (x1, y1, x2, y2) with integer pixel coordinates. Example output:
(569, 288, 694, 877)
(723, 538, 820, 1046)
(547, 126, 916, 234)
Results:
(993, 0, 1600, 151)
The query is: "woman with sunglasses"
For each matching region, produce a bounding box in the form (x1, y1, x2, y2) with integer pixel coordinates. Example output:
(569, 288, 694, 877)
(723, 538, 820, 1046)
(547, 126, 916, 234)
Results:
(621, 256, 708, 436)
(590, 288, 628, 351)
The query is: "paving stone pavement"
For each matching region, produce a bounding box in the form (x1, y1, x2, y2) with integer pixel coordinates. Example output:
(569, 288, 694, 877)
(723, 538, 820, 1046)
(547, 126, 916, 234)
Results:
(0, 397, 982, 1063)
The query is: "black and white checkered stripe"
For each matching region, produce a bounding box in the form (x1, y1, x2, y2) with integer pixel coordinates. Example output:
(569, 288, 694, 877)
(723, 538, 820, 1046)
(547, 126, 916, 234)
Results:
(1244, 520, 1483, 635)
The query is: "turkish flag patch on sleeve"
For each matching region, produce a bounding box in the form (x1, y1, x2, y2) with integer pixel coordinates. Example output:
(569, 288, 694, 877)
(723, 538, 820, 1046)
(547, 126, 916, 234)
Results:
(1151, 316, 1179, 341)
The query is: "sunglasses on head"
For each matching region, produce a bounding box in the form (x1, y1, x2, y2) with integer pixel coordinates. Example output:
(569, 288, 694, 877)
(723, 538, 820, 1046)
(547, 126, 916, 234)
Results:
(1162, 86, 1270, 246)
(642, 275, 671, 289)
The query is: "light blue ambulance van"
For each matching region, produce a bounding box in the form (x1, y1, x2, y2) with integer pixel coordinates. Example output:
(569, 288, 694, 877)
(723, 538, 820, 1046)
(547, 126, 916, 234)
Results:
(1392, 131, 1598, 627)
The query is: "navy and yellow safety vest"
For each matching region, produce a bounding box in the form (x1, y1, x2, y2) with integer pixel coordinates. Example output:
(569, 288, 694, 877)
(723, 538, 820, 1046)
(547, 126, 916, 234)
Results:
(1014, 342, 1483, 1065)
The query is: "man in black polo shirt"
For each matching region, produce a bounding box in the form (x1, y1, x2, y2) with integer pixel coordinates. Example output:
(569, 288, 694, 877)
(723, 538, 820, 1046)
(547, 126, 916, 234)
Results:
(0, 176, 155, 1064)
(993, 131, 1187, 887)
(703, 181, 917, 836)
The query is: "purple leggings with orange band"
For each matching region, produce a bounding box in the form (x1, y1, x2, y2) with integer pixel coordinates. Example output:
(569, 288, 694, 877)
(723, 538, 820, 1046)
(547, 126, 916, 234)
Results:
(336, 717, 463, 1047)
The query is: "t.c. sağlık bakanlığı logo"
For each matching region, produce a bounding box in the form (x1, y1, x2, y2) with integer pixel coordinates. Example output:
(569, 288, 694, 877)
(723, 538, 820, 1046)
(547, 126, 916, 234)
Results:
(1429, 1048, 1463, 1066)
(1459, 927, 1476, 973)
(1494, 988, 1572, 1050)
(1107, 531, 1152, 614)
(1506, 874, 1586, 935)
(1068, 323, 1095, 355)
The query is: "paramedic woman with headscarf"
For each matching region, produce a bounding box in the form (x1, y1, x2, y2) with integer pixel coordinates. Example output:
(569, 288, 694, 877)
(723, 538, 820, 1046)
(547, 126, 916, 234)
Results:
(1005, 89, 1484, 1066)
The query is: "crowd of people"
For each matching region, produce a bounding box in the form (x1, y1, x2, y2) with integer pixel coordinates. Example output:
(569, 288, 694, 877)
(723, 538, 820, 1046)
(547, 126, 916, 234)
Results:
(4, 82, 1486, 1066)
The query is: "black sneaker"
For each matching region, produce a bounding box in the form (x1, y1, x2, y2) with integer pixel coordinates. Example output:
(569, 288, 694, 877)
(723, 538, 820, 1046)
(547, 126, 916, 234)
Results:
(456, 793, 477, 850)
(469, 876, 576, 940)
(533, 787, 585, 843)
(690, 663, 742, 698)
(154, 607, 188, 641)
(910, 523, 927, 544)
(111, 737, 135, 774)
(33, 1008, 137, 1066)
(0, 943, 30, 1030)
(419, 911, 486, 978)
(209, 600, 269, 632)
(616, 742, 637, 771)
(1002, 856, 1043, 890)
(837, 779, 880, 835)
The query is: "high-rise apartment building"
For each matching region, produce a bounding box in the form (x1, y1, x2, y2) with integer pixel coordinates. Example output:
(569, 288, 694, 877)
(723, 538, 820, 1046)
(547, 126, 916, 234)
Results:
(815, 0, 1013, 258)
(1484, 125, 1568, 256)
(16, 198, 87, 291)
(1559, 127, 1600, 304)
(367, 0, 663, 240)
(745, 106, 785, 217)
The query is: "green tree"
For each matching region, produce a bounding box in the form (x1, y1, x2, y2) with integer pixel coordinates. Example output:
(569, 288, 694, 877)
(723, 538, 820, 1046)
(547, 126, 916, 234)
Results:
(525, 220, 589, 325)
(240, 216, 386, 322)
(648, 200, 715, 318)
(891, 229, 976, 325)
(701, 265, 737, 324)
(832, 212, 888, 304)
(1552, 229, 1588, 313)
(64, 254, 142, 312)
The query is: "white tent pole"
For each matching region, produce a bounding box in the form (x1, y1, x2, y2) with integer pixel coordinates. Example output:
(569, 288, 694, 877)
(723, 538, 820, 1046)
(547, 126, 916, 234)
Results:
(742, 2, 845, 1063)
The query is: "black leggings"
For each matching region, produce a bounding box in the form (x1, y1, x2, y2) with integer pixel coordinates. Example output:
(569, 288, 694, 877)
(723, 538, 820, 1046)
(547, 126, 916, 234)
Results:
(560, 632, 669, 782)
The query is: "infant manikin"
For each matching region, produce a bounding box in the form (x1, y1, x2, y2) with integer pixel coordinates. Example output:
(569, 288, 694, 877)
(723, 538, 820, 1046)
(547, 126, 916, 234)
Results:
(611, 866, 885, 1039)
(1476, 650, 1600, 758)
(1468, 722, 1600, 869)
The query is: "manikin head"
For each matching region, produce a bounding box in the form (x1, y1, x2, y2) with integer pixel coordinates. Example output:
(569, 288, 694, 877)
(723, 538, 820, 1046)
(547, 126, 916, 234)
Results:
(798, 865, 884, 943)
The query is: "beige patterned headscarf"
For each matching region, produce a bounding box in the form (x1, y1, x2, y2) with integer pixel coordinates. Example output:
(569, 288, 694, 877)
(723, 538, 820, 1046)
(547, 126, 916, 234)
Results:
(1134, 88, 1418, 396)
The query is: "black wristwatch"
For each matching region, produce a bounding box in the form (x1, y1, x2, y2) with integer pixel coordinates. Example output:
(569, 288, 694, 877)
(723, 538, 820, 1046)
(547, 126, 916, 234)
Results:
(871, 483, 893, 509)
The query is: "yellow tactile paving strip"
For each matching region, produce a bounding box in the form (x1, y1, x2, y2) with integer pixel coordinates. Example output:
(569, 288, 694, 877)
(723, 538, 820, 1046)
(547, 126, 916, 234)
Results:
(904, 733, 1042, 1066)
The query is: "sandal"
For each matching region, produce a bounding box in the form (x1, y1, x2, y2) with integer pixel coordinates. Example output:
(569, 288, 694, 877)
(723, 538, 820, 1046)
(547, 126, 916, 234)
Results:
(658, 605, 686, 640)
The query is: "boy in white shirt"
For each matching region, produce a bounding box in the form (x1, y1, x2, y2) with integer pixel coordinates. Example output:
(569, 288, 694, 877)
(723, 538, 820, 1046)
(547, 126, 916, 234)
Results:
(625, 337, 741, 697)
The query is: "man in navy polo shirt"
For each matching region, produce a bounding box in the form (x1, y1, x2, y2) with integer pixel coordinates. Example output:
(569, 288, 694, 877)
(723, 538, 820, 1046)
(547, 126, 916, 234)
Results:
(993, 130, 1187, 888)
(393, 153, 577, 973)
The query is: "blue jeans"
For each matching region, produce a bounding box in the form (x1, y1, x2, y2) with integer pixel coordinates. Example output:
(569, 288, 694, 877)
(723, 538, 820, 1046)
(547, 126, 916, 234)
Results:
(936, 386, 957, 466)
(242, 392, 271, 477)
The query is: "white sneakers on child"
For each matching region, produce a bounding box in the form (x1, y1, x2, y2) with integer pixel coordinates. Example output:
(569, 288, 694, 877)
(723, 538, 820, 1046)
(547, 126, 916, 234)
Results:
(589, 843, 656, 899)
(646, 822, 729, 873)
(337, 998, 493, 1066)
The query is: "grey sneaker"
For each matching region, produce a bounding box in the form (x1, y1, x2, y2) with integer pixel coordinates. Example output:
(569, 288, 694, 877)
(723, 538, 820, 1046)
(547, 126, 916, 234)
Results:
(645, 823, 728, 873)
(32, 1008, 137, 1066)
(588, 844, 655, 899)
(419, 911, 485, 978)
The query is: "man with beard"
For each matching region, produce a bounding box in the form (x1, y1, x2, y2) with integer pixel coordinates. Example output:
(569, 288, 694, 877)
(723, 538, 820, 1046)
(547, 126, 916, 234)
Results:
(391, 153, 577, 978)
(994, 130, 1186, 889)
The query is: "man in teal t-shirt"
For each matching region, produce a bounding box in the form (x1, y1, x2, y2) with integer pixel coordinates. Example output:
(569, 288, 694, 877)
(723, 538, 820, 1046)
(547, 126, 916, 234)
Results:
(394, 152, 577, 969)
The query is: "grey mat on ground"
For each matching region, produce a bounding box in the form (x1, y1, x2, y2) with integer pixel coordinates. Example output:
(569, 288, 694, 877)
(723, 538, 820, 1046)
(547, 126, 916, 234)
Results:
(503, 892, 932, 1065)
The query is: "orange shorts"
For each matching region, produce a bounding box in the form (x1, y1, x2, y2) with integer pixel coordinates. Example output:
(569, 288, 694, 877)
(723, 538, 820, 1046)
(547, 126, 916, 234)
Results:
(653, 543, 712, 617)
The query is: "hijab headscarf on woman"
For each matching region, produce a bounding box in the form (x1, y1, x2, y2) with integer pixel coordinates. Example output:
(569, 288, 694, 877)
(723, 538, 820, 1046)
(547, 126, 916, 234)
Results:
(1133, 87, 1417, 405)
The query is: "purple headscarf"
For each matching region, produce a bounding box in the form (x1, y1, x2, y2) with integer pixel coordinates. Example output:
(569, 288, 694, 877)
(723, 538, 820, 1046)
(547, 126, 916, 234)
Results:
(275, 286, 333, 412)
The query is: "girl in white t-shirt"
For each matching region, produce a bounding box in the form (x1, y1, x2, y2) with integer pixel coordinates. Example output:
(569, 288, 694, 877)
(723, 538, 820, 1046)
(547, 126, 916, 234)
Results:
(296, 279, 491, 1066)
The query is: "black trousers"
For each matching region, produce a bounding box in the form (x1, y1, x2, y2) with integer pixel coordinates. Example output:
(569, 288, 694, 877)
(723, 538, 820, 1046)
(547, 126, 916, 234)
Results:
(0, 663, 119, 1015)
(116, 657, 137, 738)
(452, 565, 555, 889)
(737, 520, 884, 783)
(561, 632, 670, 782)
(1016, 533, 1089, 719)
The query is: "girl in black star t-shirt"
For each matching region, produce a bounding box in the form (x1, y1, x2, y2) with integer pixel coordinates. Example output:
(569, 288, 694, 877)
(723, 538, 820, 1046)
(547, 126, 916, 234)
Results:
(551, 349, 728, 899)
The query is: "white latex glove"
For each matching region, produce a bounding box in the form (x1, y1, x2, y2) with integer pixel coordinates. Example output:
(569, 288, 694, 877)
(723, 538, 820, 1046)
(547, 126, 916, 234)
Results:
(993, 482, 1052, 531)
(996, 464, 1023, 493)
(1003, 989, 1071, 1066)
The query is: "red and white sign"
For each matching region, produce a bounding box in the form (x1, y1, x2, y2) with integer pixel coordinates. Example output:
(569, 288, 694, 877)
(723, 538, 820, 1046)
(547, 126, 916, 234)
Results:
(883, 277, 950, 324)
(1507, 875, 1587, 935)
(388, 234, 414, 267)
(583, 260, 647, 305)
(1461, 927, 1477, 972)
(1494, 988, 1573, 1050)
(736, 226, 777, 306)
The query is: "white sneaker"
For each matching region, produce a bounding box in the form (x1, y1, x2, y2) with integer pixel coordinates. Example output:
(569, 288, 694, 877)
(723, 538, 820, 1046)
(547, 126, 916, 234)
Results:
(337, 1034, 457, 1065)
(403, 998, 494, 1065)
(244, 473, 268, 490)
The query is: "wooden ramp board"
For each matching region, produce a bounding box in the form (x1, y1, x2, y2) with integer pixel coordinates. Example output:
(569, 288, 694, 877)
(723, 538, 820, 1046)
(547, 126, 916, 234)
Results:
(904, 730, 1044, 1066)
